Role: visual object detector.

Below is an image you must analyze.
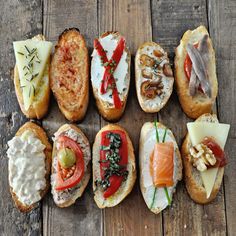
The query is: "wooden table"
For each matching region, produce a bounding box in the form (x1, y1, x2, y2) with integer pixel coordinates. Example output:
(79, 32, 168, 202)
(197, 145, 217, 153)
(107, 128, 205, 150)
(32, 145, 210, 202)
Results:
(0, 0, 235, 235)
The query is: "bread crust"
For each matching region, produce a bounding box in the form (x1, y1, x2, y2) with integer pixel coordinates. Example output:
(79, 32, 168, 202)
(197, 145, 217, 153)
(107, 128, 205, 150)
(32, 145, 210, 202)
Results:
(181, 113, 224, 204)
(135, 42, 174, 113)
(92, 124, 136, 208)
(91, 31, 131, 121)
(174, 25, 218, 119)
(51, 124, 91, 207)
(10, 122, 52, 212)
(14, 35, 51, 119)
(50, 28, 89, 122)
(139, 122, 182, 214)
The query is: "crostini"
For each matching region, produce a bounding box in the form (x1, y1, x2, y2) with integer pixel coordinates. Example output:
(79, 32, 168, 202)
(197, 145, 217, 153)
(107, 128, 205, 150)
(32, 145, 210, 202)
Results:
(13, 35, 52, 119)
(135, 42, 174, 113)
(139, 122, 182, 214)
(91, 32, 131, 121)
(51, 124, 91, 207)
(50, 28, 89, 121)
(93, 124, 136, 208)
(175, 25, 218, 119)
(7, 122, 52, 212)
(182, 113, 230, 204)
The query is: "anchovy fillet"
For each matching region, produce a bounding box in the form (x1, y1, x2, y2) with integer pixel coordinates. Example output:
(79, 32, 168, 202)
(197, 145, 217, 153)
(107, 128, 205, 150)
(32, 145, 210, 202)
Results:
(186, 41, 211, 97)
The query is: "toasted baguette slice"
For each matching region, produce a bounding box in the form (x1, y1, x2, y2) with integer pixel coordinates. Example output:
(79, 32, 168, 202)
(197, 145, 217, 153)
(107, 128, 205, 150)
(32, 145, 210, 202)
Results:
(181, 113, 224, 204)
(135, 42, 174, 113)
(51, 124, 91, 207)
(91, 32, 131, 121)
(139, 122, 182, 214)
(93, 124, 136, 208)
(175, 25, 218, 119)
(50, 28, 89, 121)
(14, 35, 51, 119)
(9, 122, 52, 212)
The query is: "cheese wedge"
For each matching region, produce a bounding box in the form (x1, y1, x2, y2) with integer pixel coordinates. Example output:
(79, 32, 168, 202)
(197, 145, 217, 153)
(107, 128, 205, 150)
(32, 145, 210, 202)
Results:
(13, 39, 52, 110)
(187, 122, 230, 198)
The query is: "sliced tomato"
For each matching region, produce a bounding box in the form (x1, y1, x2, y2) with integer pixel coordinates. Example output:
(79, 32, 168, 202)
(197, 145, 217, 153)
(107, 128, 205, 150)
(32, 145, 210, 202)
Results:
(202, 137, 228, 168)
(55, 135, 84, 191)
(100, 130, 128, 198)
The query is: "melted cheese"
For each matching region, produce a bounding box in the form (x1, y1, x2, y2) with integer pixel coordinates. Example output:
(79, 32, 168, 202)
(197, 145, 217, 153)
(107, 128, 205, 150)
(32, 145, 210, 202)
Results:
(187, 121, 230, 198)
(91, 34, 129, 104)
(140, 124, 179, 211)
(13, 39, 52, 110)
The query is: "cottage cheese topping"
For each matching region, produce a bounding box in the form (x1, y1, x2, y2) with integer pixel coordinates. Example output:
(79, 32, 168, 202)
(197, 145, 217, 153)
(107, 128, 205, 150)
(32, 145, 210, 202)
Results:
(7, 130, 46, 205)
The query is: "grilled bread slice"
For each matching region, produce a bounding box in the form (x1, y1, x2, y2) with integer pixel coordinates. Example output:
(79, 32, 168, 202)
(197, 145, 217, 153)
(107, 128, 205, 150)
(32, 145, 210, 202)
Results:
(139, 122, 182, 214)
(175, 25, 218, 119)
(91, 32, 131, 121)
(181, 113, 225, 204)
(93, 124, 136, 208)
(50, 28, 89, 121)
(8, 122, 52, 212)
(14, 35, 51, 119)
(135, 42, 174, 113)
(51, 124, 91, 207)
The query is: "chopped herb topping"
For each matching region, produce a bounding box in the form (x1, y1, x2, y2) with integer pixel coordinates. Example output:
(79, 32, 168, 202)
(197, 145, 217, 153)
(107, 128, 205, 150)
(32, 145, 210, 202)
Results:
(17, 51, 24, 56)
(95, 132, 128, 191)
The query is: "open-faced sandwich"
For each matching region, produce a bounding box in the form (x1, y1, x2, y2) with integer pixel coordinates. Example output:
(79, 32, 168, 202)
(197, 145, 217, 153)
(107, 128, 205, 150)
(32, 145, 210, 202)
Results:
(139, 122, 182, 214)
(13, 35, 52, 119)
(175, 25, 218, 119)
(182, 113, 230, 204)
(135, 42, 174, 113)
(51, 124, 91, 207)
(50, 28, 89, 121)
(91, 32, 131, 121)
(93, 124, 136, 208)
(7, 122, 52, 212)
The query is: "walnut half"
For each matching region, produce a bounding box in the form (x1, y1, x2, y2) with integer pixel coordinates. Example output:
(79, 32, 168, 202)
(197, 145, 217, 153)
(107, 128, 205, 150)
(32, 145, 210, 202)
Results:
(189, 143, 216, 172)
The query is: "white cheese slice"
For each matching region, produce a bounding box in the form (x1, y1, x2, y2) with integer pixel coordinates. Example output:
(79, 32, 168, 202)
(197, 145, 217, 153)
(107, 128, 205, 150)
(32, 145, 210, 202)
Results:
(187, 122, 230, 198)
(13, 39, 52, 110)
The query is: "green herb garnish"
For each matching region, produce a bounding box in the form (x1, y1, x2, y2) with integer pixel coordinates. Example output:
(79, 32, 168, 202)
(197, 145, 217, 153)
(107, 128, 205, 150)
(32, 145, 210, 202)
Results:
(17, 51, 24, 55)
(150, 122, 172, 209)
(95, 132, 128, 191)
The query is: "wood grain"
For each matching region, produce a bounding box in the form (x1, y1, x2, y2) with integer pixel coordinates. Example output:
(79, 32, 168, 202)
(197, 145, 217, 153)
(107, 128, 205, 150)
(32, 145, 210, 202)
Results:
(42, 0, 102, 236)
(0, 0, 43, 235)
(151, 0, 226, 235)
(98, 0, 162, 235)
(208, 1, 236, 235)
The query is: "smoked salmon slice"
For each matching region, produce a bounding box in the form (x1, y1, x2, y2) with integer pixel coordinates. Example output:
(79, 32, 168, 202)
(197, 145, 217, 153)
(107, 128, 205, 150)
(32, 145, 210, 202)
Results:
(150, 142, 174, 187)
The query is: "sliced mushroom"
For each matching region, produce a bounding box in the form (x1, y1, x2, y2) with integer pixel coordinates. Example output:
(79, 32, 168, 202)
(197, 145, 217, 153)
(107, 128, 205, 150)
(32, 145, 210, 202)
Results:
(163, 63, 173, 77)
(141, 80, 163, 99)
(153, 49, 164, 58)
(140, 54, 155, 67)
(141, 69, 153, 79)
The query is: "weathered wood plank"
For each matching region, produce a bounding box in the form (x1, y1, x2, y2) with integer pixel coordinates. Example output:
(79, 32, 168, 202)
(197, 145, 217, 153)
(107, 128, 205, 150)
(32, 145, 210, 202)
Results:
(42, 0, 102, 235)
(0, 0, 43, 235)
(98, 1, 162, 235)
(208, 1, 236, 235)
(151, 0, 226, 235)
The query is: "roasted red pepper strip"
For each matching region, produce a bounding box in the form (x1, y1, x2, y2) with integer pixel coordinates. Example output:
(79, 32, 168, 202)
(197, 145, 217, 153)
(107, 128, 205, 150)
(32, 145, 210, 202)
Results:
(202, 137, 228, 168)
(55, 136, 85, 191)
(94, 37, 125, 109)
(100, 130, 128, 198)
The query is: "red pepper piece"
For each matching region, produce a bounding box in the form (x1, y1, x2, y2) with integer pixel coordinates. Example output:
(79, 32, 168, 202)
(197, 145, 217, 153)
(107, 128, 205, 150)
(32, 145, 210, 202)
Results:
(100, 130, 128, 198)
